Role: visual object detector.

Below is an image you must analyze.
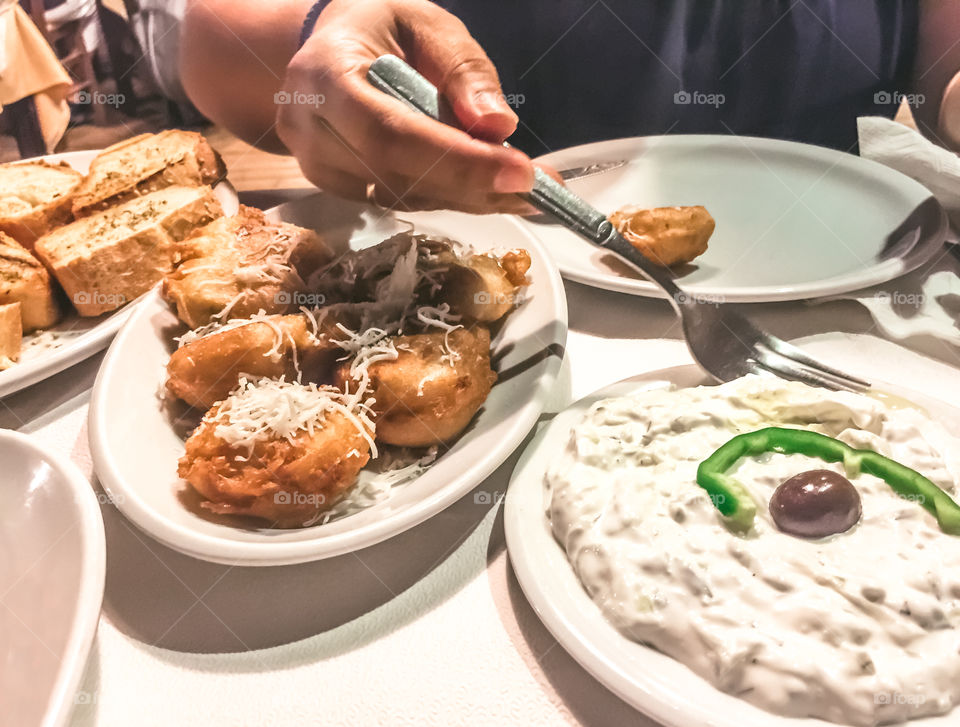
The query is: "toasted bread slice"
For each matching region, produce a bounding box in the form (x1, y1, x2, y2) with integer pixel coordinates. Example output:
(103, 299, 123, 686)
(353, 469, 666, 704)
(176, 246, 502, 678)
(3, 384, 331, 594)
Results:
(0, 160, 82, 248)
(72, 130, 225, 216)
(0, 232, 61, 331)
(35, 186, 223, 317)
(163, 205, 333, 328)
(0, 302, 22, 369)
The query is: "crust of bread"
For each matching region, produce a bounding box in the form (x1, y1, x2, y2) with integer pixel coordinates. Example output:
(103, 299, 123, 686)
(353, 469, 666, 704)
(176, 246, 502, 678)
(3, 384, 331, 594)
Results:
(0, 232, 61, 331)
(72, 130, 226, 216)
(35, 186, 223, 316)
(0, 302, 22, 368)
(0, 160, 82, 249)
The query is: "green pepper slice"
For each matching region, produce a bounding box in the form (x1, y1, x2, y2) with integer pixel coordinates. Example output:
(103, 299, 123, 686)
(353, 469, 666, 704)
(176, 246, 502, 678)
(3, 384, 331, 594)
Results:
(696, 427, 960, 535)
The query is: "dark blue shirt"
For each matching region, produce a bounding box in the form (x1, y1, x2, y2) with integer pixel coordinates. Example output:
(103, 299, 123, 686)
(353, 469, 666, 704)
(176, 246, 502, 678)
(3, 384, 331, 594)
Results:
(439, 1, 918, 154)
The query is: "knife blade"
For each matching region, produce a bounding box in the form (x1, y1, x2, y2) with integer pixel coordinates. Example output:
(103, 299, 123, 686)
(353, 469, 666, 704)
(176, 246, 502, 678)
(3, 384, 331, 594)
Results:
(558, 160, 627, 181)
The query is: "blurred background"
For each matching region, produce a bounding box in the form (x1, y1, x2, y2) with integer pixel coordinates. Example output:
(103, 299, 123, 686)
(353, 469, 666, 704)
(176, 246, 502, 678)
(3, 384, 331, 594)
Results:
(0, 0, 308, 190)
(1, 0, 919, 193)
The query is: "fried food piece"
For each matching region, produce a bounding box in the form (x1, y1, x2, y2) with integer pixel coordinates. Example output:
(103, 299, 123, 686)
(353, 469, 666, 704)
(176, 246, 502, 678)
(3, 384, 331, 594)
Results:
(436, 249, 531, 322)
(609, 205, 715, 267)
(166, 314, 335, 409)
(163, 206, 332, 328)
(180, 404, 370, 528)
(336, 327, 496, 447)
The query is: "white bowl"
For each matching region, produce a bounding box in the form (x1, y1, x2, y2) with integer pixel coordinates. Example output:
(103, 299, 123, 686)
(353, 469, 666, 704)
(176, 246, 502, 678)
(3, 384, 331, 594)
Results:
(0, 429, 105, 727)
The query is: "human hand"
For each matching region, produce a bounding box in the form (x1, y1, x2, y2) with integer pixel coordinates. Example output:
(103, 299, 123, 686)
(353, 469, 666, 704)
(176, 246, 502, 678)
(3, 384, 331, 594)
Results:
(277, 0, 539, 213)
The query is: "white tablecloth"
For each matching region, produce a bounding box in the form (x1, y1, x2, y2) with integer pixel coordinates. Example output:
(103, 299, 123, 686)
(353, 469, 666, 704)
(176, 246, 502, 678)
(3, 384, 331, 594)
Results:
(5, 242, 960, 727)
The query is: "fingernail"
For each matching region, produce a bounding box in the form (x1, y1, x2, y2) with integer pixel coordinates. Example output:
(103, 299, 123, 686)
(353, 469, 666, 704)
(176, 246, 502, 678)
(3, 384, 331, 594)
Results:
(473, 90, 512, 116)
(494, 164, 534, 194)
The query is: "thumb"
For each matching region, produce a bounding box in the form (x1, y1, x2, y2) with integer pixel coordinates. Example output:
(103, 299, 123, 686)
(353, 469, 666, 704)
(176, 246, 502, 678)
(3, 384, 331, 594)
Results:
(406, 16, 518, 142)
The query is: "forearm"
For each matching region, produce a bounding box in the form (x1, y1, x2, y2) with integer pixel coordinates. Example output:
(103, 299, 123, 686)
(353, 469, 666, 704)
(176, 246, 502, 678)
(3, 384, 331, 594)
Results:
(913, 0, 960, 149)
(180, 0, 312, 153)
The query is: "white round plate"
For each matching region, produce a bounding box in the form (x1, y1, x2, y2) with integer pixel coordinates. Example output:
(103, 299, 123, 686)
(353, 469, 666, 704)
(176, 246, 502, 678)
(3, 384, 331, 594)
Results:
(521, 135, 948, 302)
(0, 150, 239, 398)
(89, 193, 567, 566)
(0, 429, 105, 727)
(504, 364, 960, 727)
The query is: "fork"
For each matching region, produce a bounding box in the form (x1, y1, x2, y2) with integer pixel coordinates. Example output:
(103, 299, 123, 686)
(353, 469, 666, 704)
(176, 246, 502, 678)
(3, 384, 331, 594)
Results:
(367, 55, 870, 393)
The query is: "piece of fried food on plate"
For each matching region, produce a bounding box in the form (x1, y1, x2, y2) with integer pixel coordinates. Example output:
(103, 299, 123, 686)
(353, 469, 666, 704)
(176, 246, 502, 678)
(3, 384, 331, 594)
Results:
(166, 313, 333, 409)
(312, 231, 531, 323)
(608, 205, 715, 267)
(163, 205, 333, 328)
(0, 302, 22, 370)
(432, 248, 531, 322)
(0, 232, 61, 331)
(179, 378, 373, 527)
(336, 327, 496, 447)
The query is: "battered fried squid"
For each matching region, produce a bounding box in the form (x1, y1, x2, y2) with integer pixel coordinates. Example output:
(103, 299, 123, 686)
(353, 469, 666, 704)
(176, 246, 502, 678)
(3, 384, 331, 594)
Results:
(165, 314, 334, 409)
(163, 206, 333, 328)
(336, 327, 497, 447)
(179, 378, 372, 527)
(608, 205, 715, 267)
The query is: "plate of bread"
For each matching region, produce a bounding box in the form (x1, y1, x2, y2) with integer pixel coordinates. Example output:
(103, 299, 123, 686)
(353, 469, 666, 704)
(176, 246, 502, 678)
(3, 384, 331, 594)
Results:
(0, 130, 238, 397)
(89, 191, 567, 565)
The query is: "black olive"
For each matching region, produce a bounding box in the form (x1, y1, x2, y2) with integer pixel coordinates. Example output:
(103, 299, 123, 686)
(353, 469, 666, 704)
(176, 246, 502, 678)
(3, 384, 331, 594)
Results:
(770, 469, 862, 538)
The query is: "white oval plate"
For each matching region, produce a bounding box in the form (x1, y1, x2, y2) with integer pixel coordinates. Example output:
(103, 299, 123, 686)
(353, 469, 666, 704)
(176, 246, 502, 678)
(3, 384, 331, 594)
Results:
(0, 149, 239, 398)
(504, 364, 960, 727)
(89, 193, 567, 565)
(521, 135, 948, 302)
(0, 429, 106, 727)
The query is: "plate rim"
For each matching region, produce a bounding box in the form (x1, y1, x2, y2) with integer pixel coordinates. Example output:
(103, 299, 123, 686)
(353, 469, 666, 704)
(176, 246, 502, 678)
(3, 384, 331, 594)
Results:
(528, 134, 949, 302)
(88, 211, 568, 565)
(504, 364, 960, 727)
(0, 429, 106, 727)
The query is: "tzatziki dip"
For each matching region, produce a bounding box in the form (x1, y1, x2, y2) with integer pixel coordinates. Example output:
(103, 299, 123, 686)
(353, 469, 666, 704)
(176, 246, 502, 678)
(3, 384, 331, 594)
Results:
(546, 376, 960, 726)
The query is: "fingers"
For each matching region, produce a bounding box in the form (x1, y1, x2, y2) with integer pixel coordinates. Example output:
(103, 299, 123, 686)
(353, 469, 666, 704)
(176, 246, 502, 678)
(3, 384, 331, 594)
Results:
(282, 108, 535, 213)
(400, 10, 518, 143)
(329, 72, 533, 193)
(278, 0, 536, 213)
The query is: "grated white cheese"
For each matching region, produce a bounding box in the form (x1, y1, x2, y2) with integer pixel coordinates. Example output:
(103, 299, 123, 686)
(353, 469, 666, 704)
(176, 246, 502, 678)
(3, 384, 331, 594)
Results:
(306, 446, 439, 526)
(208, 376, 377, 457)
(176, 309, 284, 350)
(415, 304, 463, 366)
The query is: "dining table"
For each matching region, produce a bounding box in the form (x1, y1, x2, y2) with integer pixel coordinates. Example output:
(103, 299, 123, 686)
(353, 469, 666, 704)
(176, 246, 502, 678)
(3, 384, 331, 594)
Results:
(4, 185, 960, 727)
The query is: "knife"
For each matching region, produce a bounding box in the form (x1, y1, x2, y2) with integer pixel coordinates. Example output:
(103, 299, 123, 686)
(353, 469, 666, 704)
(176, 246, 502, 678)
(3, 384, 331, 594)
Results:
(366, 54, 680, 293)
(558, 161, 627, 181)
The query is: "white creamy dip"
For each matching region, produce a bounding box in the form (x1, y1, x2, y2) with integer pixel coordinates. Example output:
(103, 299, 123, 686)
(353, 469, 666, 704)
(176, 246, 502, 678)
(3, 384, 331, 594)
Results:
(546, 376, 960, 725)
